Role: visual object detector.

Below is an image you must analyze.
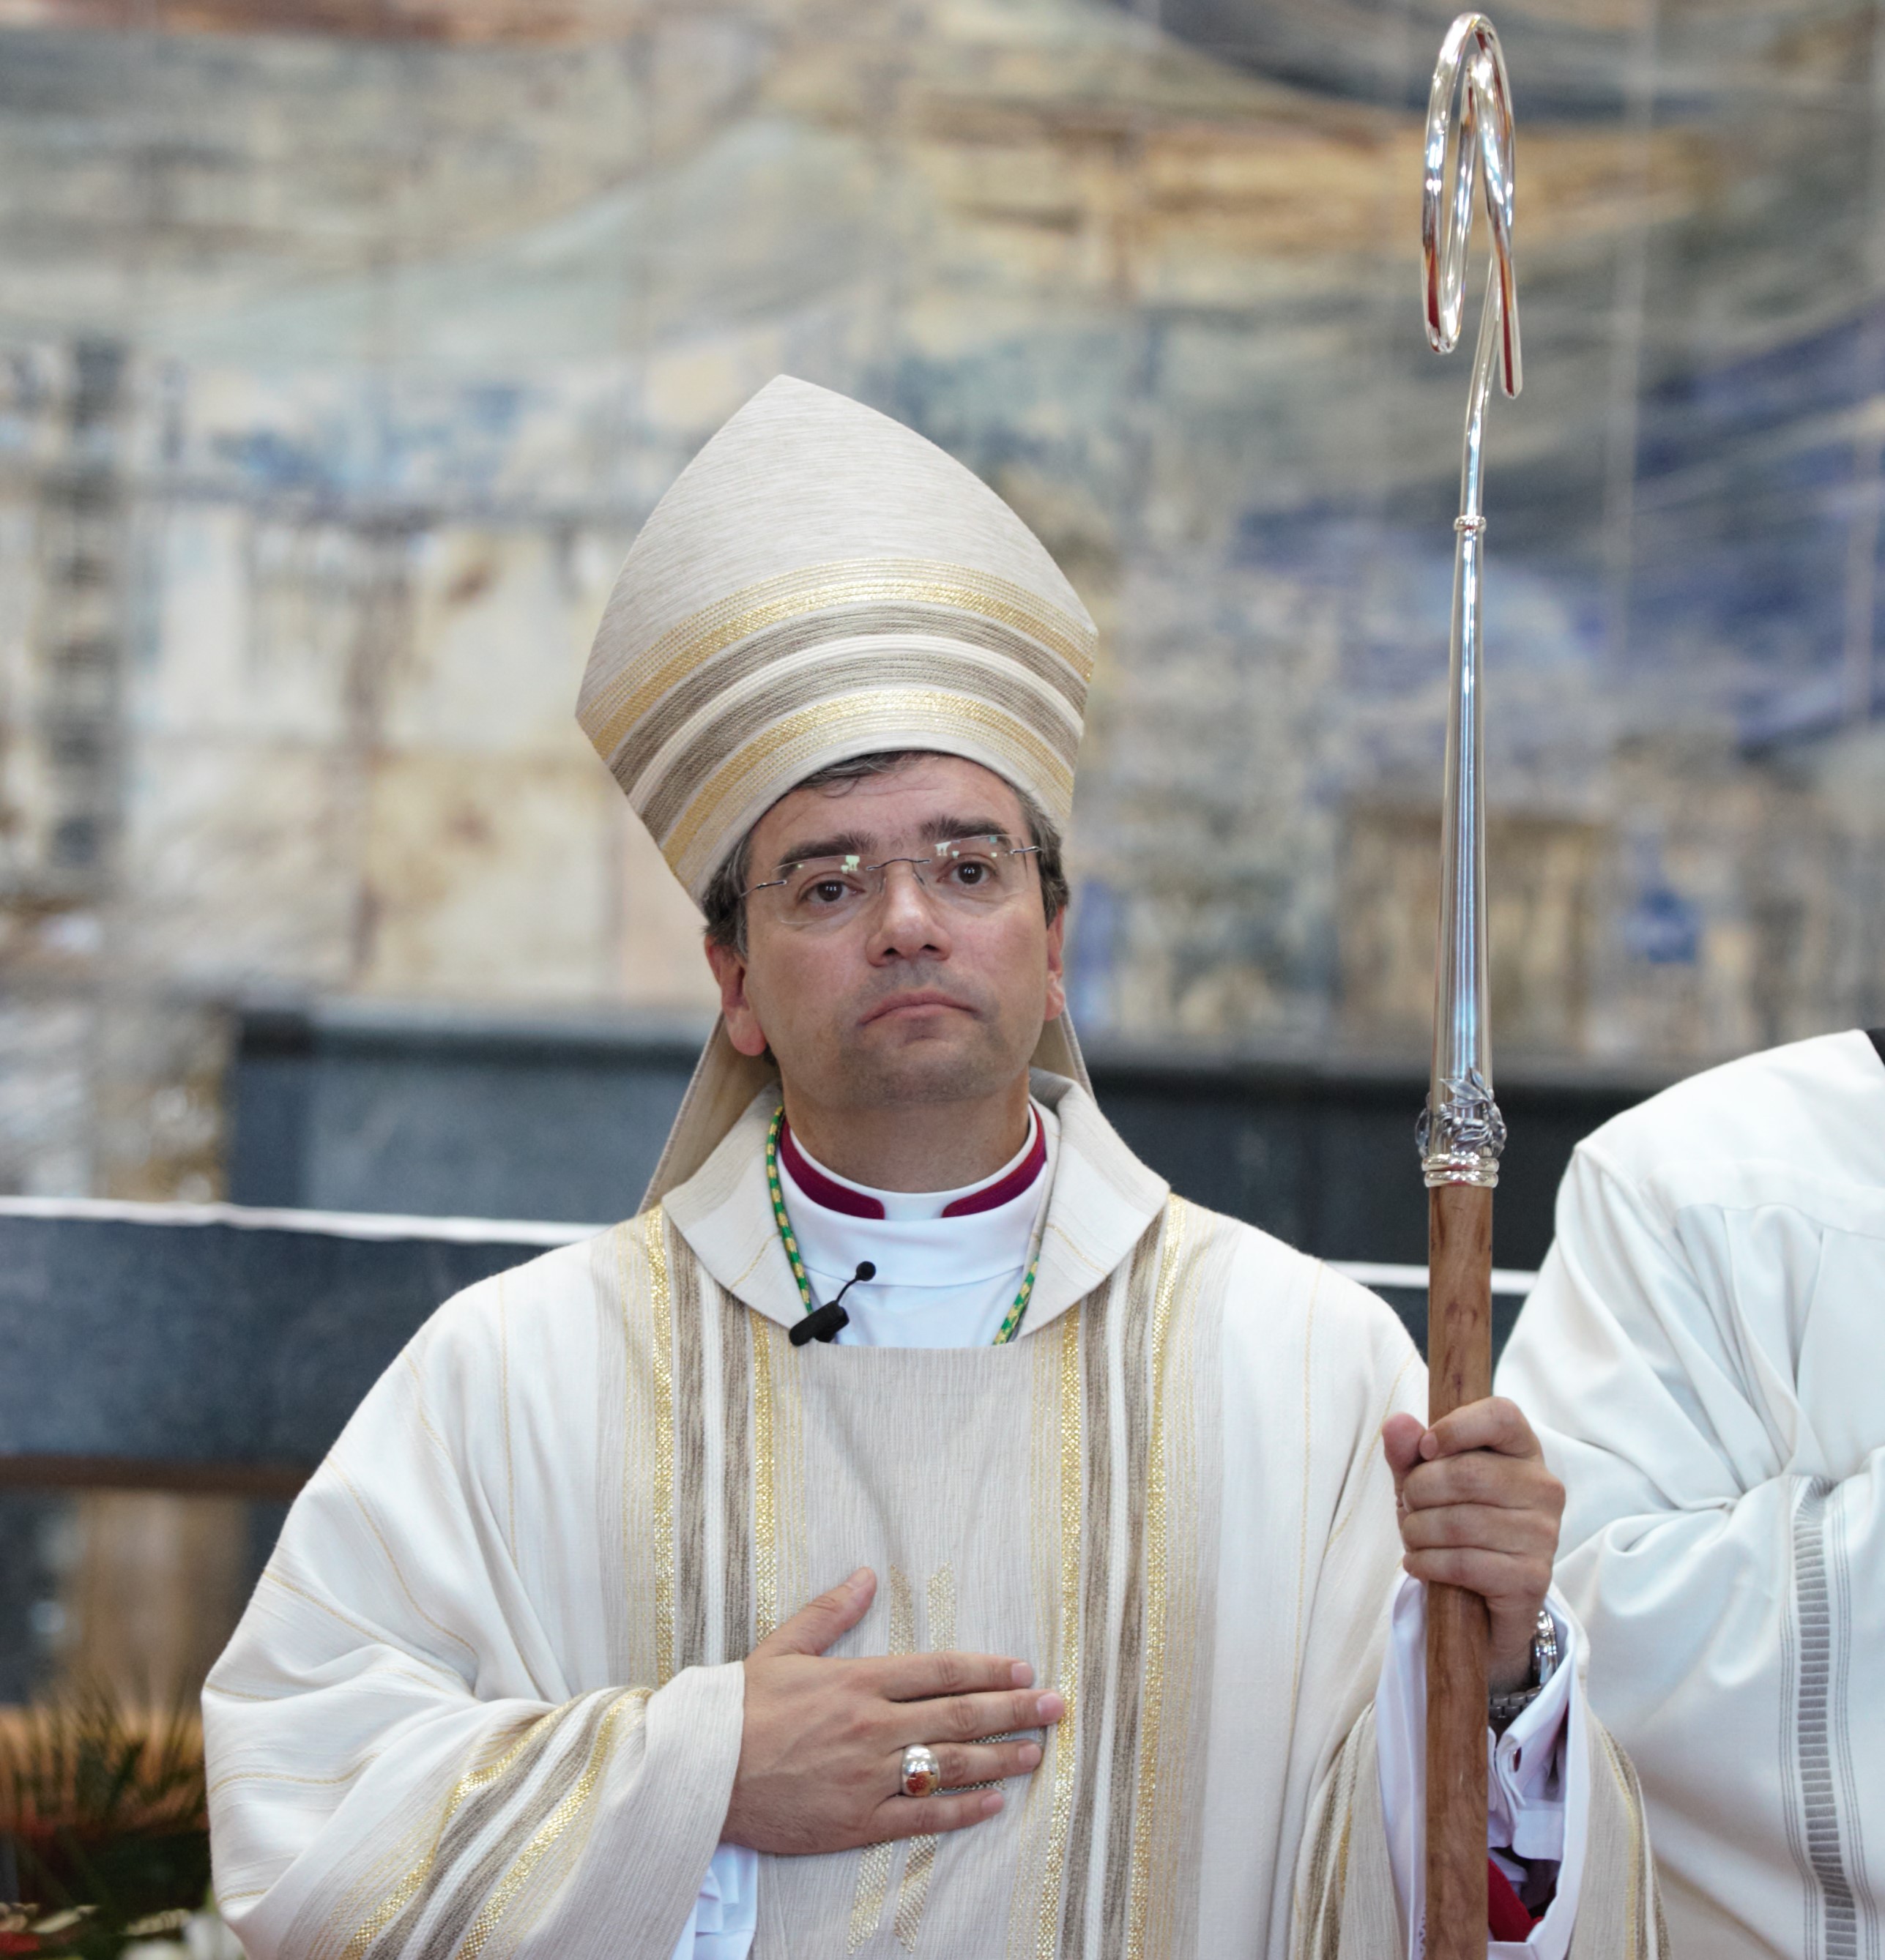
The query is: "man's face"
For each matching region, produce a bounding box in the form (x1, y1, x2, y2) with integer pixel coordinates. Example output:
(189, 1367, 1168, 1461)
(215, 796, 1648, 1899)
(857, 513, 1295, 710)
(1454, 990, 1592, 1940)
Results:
(706, 754, 1067, 1112)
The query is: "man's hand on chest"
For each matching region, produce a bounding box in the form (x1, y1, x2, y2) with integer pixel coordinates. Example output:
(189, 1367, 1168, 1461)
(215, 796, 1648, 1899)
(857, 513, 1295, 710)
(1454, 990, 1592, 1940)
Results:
(722, 1566, 1065, 1855)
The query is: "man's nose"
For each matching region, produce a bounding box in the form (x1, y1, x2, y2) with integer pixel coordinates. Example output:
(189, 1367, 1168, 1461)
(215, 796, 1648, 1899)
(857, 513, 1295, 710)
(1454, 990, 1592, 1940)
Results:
(868, 860, 951, 959)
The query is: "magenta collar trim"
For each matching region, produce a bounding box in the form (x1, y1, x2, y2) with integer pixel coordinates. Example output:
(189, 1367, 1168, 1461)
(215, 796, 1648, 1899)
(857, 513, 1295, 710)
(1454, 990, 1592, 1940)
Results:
(776, 1109, 1046, 1221)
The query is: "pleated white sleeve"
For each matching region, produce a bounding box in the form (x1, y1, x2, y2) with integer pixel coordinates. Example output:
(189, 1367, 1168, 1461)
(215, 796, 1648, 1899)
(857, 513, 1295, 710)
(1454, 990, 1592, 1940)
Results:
(666, 1847, 757, 1960)
(204, 1272, 747, 1960)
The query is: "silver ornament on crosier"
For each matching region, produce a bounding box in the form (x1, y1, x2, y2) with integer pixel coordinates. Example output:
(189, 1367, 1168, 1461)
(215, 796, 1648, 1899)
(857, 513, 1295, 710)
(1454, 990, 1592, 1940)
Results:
(1416, 1067, 1509, 1189)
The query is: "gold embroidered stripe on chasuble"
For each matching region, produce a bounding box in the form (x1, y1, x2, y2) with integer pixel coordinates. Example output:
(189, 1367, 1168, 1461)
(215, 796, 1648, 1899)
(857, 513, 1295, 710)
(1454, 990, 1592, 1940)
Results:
(566, 1195, 1232, 1959)
(313, 1687, 652, 1960)
(1290, 1709, 1668, 1960)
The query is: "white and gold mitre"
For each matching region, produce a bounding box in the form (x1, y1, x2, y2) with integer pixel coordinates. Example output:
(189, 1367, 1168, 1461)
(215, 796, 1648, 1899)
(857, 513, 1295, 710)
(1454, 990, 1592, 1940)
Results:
(577, 373, 1098, 902)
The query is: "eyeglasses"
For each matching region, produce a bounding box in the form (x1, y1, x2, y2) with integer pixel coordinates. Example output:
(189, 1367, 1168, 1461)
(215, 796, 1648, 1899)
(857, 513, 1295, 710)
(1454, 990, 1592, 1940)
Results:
(743, 834, 1042, 931)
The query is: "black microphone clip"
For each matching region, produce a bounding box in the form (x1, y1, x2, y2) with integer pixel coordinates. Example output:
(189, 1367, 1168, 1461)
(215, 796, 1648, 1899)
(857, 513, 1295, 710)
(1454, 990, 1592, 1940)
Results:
(789, 1261, 876, 1346)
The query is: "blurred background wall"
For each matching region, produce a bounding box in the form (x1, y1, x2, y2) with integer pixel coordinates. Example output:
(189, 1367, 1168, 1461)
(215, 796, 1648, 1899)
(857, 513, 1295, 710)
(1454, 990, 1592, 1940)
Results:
(3, 0, 1884, 1697)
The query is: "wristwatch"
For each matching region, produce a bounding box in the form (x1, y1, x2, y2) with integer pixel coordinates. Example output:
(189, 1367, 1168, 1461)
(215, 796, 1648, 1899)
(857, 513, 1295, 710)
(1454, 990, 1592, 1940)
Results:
(1487, 1607, 1560, 1732)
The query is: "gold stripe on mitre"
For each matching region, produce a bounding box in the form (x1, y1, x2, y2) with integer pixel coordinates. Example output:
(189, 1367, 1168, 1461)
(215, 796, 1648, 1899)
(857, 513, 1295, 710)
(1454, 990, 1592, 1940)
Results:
(579, 556, 1096, 772)
(633, 641, 1081, 843)
(656, 686, 1078, 901)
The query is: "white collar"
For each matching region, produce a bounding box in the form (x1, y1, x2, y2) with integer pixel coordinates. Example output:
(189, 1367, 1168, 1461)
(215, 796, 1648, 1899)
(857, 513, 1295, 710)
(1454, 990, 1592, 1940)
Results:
(663, 1070, 1171, 1339)
(781, 1107, 1051, 1289)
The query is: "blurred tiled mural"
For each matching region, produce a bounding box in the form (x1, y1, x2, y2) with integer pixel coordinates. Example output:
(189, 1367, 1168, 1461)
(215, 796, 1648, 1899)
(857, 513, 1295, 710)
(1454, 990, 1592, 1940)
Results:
(2, 0, 1884, 1201)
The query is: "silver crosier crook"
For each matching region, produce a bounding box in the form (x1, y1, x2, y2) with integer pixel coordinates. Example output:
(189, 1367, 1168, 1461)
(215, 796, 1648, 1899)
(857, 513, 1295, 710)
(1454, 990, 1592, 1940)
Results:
(1417, 13, 1521, 1190)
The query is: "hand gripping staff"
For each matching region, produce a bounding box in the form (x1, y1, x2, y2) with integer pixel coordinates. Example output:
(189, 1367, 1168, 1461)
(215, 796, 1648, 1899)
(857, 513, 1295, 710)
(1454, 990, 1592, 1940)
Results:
(1416, 17, 1520, 1960)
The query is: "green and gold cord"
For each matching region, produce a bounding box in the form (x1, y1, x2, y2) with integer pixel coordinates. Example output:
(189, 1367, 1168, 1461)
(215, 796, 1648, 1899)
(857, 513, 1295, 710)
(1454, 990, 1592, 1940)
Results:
(765, 1105, 1037, 1345)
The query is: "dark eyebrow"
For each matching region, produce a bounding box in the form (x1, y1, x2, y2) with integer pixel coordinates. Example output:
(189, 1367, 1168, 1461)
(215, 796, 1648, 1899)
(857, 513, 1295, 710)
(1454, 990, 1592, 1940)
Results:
(770, 816, 1021, 869)
(772, 815, 1019, 870)
(918, 814, 1017, 844)
(772, 829, 874, 868)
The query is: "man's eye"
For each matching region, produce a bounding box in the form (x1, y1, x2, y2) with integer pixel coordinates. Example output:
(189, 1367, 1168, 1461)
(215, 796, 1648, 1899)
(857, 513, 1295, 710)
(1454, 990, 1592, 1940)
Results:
(804, 879, 852, 906)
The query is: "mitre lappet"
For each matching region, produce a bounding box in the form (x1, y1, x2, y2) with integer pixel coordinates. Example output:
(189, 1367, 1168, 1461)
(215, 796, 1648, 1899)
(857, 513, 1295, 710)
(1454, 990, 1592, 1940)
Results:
(576, 373, 1096, 1202)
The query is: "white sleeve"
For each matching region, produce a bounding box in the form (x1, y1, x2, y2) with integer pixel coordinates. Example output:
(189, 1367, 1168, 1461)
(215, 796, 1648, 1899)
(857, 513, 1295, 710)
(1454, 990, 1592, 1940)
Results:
(1374, 1577, 1590, 1960)
(1496, 1144, 1885, 1950)
(669, 1846, 759, 1960)
(205, 1299, 746, 1960)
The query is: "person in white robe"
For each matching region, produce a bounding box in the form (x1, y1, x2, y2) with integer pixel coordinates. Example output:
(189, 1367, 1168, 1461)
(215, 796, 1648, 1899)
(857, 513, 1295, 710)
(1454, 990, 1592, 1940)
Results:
(203, 376, 1662, 1960)
(1498, 1028, 1885, 1960)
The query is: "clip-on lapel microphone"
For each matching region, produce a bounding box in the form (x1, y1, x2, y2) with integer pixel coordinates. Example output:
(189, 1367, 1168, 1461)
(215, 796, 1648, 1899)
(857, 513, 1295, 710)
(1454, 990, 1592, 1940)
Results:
(789, 1261, 876, 1346)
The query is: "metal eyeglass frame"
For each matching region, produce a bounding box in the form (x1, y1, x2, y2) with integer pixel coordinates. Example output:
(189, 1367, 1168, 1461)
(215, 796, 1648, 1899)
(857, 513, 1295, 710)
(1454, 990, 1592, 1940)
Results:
(741, 835, 1042, 912)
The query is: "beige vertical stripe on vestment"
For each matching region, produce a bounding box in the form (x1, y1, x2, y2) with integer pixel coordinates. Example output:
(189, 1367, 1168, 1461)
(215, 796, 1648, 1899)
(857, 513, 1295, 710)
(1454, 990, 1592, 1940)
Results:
(601, 1221, 661, 1692)
(719, 1289, 754, 1659)
(1126, 1198, 1207, 1960)
(671, 1237, 708, 1675)
(1033, 1308, 1087, 1960)
(1060, 1260, 1118, 1960)
(775, 1327, 811, 1650)
(643, 1210, 677, 1686)
(751, 1316, 782, 1644)
(887, 1565, 916, 1658)
(1003, 1311, 1075, 1958)
(1096, 1215, 1167, 1957)
(926, 1566, 957, 1650)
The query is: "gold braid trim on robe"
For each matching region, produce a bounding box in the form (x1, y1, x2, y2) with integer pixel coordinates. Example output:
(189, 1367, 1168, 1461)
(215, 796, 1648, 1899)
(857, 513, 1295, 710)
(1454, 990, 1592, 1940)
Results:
(1290, 1704, 1669, 1960)
(315, 1688, 652, 1960)
(649, 1188, 1227, 1958)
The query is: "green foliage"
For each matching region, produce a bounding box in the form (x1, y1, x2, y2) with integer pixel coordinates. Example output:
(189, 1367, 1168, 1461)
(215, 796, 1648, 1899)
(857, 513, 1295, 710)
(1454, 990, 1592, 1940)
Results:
(1, 1691, 210, 1960)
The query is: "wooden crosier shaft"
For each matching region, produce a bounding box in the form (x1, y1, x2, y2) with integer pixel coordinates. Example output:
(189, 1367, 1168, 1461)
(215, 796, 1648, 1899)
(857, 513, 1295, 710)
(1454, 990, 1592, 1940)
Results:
(1426, 1180, 1493, 1960)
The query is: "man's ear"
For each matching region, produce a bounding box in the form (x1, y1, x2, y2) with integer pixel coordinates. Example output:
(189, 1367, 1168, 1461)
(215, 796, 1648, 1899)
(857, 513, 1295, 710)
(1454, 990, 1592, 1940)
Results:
(704, 937, 770, 1057)
(1042, 906, 1068, 1024)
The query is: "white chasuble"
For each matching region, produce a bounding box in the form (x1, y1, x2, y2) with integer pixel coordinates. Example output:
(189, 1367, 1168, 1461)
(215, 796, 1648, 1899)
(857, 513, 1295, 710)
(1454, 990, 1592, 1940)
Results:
(205, 1075, 1659, 1960)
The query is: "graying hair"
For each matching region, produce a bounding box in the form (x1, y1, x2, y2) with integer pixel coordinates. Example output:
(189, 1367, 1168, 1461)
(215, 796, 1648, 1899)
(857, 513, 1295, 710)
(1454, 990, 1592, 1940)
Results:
(702, 750, 1070, 956)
